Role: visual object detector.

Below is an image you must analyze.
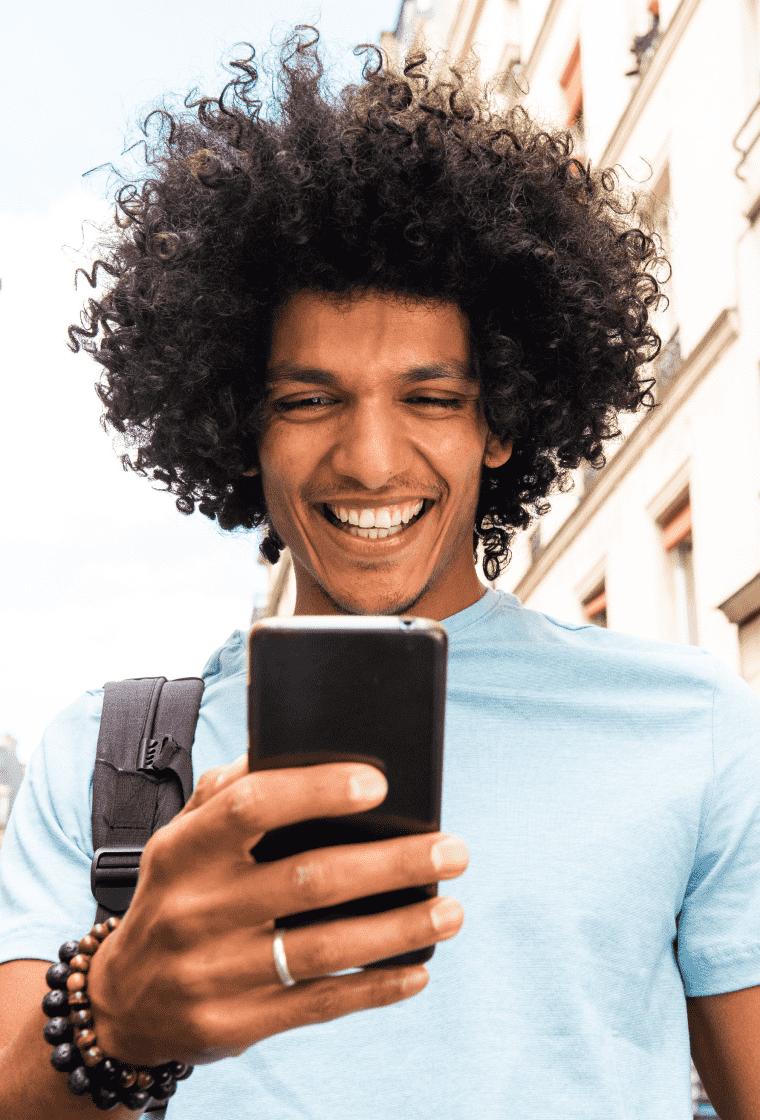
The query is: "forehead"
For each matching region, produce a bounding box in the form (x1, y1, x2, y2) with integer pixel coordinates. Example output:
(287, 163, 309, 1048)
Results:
(267, 290, 472, 381)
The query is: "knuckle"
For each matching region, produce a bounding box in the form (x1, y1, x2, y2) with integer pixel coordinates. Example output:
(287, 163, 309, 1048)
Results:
(373, 973, 410, 1007)
(171, 955, 210, 1001)
(300, 980, 343, 1025)
(191, 766, 227, 805)
(395, 838, 424, 884)
(225, 773, 266, 827)
(288, 859, 329, 907)
(183, 1003, 223, 1051)
(139, 827, 173, 880)
(301, 927, 339, 976)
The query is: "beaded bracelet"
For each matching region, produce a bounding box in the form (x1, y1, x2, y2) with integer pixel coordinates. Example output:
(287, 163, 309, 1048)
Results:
(42, 916, 194, 1112)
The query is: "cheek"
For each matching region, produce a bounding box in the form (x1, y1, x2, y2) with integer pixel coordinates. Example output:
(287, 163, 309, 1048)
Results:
(258, 431, 303, 507)
(434, 434, 487, 498)
(258, 461, 297, 529)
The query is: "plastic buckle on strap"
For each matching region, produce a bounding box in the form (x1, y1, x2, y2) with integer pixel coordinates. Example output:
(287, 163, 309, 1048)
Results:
(137, 736, 179, 773)
(137, 737, 161, 772)
(91, 847, 144, 913)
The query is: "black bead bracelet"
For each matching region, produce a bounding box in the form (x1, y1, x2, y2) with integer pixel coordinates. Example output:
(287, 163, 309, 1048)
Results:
(43, 917, 193, 1112)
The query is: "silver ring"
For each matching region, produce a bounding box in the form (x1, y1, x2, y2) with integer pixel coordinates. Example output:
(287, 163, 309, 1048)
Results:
(272, 930, 297, 987)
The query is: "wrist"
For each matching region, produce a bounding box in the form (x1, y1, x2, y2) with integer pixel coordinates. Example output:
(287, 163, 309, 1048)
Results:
(86, 925, 159, 1068)
(43, 919, 193, 1112)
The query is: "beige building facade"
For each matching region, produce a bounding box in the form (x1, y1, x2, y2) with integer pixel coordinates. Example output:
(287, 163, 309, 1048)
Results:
(481, 0, 760, 705)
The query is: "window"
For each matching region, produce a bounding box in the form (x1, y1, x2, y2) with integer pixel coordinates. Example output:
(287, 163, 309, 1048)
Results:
(660, 495, 698, 645)
(739, 609, 760, 697)
(583, 582, 607, 628)
(560, 40, 584, 134)
(717, 571, 760, 699)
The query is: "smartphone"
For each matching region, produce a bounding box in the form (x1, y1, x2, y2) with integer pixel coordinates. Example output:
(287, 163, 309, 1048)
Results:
(248, 615, 448, 968)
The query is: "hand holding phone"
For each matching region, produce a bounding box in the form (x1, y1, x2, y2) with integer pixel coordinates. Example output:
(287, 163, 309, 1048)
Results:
(86, 754, 467, 1070)
(248, 615, 448, 967)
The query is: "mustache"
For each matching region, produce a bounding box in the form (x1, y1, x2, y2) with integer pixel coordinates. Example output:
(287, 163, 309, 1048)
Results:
(302, 479, 442, 504)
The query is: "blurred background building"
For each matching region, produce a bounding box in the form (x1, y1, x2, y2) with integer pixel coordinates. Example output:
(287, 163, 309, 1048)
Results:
(258, 0, 760, 1111)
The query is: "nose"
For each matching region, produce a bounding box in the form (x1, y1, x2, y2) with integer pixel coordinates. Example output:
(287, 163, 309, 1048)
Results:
(328, 400, 413, 490)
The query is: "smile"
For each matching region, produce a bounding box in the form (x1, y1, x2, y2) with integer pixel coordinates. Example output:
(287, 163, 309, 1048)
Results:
(321, 500, 429, 539)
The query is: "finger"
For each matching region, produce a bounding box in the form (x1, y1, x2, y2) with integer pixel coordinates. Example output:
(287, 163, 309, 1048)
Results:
(245, 832, 469, 923)
(177, 762, 389, 854)
(231, 965, 430, 1053)
(129, 964, 429, 1065)
(272, 895, 464, 982)
(166, 896, 461, 1000)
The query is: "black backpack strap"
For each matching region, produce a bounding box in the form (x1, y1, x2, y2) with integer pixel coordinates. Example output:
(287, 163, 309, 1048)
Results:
(90, 676, 204, 1118)
(91, 676, 204, 923)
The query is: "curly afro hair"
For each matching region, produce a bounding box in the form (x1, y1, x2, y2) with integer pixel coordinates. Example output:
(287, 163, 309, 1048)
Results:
(70, 27, 664, 580)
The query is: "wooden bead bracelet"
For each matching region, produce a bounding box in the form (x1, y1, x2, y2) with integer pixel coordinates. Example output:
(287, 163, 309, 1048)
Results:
(42, 916, 193, 1112)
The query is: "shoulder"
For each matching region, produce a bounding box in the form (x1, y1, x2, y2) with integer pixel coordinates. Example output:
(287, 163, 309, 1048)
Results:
(199, 628, 248, 690)
(454, 592, 759, 735)
(472, 589, 718, 675)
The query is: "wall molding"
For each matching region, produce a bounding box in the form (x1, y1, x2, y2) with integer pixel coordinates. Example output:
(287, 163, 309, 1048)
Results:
(645, 458, 691, 522)
(719, 572, 760, 625)
(514, 307, 739, 603)
(522, 0, 566, 83)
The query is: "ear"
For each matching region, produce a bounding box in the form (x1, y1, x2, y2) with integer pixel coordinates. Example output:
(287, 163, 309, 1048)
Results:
(483, 432, 513, 470)
(242, 466, 260, 477)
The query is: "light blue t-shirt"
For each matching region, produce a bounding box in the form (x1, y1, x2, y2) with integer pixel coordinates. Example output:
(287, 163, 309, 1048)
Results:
(3, 588, 760, 1119)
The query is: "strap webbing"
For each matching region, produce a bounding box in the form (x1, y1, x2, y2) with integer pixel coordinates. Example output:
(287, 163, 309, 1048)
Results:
(91, 676, 204, 1119)
(92, 677, 203, 857)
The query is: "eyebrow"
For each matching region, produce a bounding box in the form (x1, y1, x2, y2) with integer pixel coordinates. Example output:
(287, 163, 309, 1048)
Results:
(265, 360, 476, 387)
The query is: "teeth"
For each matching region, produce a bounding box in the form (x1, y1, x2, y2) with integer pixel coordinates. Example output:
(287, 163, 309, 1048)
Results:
(348, 525, 404, 538)
(327, 500, 427, 532)
(402, 501, 423, 523)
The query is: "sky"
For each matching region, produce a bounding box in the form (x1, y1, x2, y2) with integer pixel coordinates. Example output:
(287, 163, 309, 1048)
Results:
(0, 0, 403, 763)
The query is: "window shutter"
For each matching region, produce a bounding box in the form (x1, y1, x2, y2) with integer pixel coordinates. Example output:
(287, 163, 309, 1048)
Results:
(662, 503, 691, 551)
(560, 41, 583, 126)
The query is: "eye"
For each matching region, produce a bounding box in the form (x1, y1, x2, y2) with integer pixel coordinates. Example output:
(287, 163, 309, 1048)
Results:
(405, 396, 466, 409)
(271, 396, 336, 412)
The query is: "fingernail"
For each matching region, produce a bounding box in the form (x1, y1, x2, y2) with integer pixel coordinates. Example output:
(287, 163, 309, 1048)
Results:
(431, 896, 464, 934)
(349, 768, 388, 802)
(430, 835, 469, 872)
(400, 966, 429, 993)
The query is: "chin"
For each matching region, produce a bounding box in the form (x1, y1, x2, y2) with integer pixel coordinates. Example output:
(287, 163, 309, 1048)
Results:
(319, 581, 429, 617)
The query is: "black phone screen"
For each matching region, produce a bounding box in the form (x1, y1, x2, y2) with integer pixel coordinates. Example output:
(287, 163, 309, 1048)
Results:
(247, 618, 448, 967)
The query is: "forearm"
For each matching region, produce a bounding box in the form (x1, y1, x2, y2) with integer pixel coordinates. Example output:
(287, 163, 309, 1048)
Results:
(0, 1003, 132, 1120)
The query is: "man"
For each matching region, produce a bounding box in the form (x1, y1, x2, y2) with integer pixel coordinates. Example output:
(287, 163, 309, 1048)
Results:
(2, 29, 760, 1120)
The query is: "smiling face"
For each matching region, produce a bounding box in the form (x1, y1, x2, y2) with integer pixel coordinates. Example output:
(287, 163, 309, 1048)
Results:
(256, 289, 512, 619)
